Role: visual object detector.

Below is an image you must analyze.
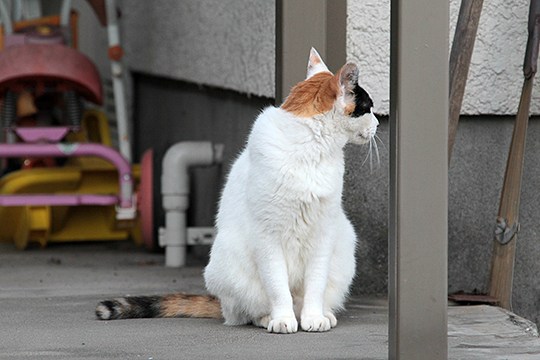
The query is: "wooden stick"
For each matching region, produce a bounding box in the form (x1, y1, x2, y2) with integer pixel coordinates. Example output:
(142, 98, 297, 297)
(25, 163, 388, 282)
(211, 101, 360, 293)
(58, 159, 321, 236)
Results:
(488, 0, 540, 310)
(488, 78, 533, 310)
(448, 0, 484, 164)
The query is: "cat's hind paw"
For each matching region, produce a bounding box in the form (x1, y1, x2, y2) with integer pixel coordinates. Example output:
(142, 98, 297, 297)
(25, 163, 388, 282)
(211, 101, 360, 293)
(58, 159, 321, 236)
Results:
(267, 316, 298, 334)
(301, 315, 332, 332)
(253, 315, 271, 328)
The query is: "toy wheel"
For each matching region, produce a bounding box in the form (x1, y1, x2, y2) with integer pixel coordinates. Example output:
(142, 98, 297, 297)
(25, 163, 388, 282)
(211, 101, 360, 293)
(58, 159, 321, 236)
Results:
(139, 148, 154, 250)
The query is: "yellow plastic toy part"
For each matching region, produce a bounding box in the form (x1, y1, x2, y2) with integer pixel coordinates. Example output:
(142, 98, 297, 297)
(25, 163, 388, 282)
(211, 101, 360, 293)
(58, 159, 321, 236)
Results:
(0, 109, 142, 249)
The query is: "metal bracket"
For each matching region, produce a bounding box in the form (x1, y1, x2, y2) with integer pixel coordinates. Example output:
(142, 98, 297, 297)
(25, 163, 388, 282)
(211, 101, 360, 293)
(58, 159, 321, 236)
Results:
(187, 227, 216, 245)
(494, 217, 520, 245)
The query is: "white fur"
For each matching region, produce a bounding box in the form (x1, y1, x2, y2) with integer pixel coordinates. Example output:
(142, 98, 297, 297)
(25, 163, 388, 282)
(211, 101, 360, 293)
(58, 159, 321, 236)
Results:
(204, 52, 378, 334)
(95, 304, 111, 320)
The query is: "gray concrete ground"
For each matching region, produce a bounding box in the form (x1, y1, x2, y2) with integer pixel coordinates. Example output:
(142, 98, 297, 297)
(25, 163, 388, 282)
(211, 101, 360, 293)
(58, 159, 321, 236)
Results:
(1, 241, 539, 360)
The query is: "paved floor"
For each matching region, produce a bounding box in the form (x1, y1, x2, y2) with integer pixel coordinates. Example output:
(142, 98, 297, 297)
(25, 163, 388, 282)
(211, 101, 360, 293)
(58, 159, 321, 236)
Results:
(1, 241, 539, 360)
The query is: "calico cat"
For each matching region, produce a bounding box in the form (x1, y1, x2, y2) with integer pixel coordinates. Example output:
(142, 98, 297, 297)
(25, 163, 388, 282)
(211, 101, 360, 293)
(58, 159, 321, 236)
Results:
(96, 48, 378, 334)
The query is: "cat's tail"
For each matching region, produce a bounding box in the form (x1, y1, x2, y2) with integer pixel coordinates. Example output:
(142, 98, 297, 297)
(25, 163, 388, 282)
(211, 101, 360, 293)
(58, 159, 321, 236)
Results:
(95, 294, 222, 320)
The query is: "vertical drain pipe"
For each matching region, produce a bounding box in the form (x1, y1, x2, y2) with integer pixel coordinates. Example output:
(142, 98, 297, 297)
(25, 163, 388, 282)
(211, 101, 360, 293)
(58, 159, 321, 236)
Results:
(160, 141, 224, 267)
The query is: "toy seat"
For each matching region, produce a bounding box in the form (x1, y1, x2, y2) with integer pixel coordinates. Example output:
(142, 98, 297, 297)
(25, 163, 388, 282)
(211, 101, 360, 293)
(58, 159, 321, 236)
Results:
(0, 43, 102, 104)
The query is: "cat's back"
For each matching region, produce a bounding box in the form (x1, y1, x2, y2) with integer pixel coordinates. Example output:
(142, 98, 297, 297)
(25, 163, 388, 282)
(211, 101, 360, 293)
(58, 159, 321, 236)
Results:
(247, 106, 307, 157)
(217, 107, 283, 211)
(244, 107, 319, 177)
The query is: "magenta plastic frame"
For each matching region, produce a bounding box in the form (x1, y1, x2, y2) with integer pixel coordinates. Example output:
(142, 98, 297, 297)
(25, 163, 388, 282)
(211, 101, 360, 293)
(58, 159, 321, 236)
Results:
(0, 142, 133, 208)
(14, 127, 72, 143)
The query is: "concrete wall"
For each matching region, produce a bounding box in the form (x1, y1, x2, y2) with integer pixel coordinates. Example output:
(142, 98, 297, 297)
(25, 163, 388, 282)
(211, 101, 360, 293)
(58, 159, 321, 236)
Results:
(449, 117, 540, 326)
(131, 74, 273, 232)
(121, 0, 539, 115)
(122, 0, 274, 98)
(69, 0, 110, 79)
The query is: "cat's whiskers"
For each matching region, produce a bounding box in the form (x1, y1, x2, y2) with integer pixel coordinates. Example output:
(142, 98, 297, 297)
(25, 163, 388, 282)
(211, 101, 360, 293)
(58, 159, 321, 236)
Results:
(369, 138, 373, 172)
(372, 137, 380, 169)
(360, 136, 381, 172)
(374, 133, 387, 152)
(360, 138, 373, 170)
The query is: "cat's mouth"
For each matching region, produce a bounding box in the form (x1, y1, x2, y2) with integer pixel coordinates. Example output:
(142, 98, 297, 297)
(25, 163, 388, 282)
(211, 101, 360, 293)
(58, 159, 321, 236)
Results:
(353, 111, 379, 143)
(356, 127, 377, 143)
(362, 129, 376, 139)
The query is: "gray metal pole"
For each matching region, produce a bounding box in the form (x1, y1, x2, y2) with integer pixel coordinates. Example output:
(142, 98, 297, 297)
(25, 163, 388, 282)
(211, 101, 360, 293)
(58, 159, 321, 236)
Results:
(275, 0, 346, 104)
(389, 0, 449, 359)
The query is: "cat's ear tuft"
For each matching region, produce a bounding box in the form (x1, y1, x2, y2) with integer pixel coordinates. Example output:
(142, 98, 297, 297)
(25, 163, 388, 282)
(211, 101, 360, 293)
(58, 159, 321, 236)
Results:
(306, 47, 330, 79)
(339, 63, 359, 92)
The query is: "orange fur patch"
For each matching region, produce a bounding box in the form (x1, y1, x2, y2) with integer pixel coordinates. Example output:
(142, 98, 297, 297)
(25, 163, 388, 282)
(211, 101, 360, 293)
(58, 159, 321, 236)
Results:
(344, 102, 356, 116)
(160, 294, 222, 319)
(281, 72, 340, 118)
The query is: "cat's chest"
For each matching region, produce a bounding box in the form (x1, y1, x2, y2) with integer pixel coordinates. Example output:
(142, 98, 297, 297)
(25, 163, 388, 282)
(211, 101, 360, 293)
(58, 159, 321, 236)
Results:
(280, 165, 341, 237)
(284, 156, 344, 198)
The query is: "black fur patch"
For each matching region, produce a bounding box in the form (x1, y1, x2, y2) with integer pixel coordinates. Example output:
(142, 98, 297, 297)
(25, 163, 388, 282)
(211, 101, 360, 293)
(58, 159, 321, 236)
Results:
(96, 296, 162, 320)
(351, 84, 373, 117)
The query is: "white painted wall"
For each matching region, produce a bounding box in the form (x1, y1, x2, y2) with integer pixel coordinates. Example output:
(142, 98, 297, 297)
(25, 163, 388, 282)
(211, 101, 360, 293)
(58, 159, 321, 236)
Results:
(119, 0, 535, 115)
(72, 0, 110, 79)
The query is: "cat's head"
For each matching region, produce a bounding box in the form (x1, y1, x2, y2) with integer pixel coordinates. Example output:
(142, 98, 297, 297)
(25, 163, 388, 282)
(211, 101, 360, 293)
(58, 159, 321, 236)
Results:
(281, 48, 378, 145)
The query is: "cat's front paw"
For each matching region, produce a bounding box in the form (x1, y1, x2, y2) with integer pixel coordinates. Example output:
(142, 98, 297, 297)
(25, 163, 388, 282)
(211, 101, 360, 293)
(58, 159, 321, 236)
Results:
(267, 316, 298, 334)
(301, 315, 332, 332)
(324, 311, 338, 328)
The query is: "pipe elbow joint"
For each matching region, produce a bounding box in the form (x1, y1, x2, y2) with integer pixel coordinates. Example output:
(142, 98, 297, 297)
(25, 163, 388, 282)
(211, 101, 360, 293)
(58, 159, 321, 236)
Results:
(161, 141, 224, 196)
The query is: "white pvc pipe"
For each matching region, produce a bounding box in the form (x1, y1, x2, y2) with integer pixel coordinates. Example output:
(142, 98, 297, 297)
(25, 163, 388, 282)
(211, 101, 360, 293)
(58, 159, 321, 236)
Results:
(163, 200, 187, 267)
(161, 141, 224, 267)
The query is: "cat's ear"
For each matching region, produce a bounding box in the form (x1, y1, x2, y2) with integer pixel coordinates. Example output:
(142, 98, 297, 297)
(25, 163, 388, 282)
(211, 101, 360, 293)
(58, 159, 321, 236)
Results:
(306, 47, 330, 79)
(338, 63, 359, 93)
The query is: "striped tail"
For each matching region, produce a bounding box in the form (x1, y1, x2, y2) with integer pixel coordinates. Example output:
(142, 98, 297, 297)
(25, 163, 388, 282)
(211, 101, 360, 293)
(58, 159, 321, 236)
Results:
(95, 294, 222, 320)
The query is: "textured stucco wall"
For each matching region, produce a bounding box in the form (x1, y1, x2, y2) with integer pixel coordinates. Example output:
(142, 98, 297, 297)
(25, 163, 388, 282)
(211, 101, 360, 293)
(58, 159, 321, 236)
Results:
(348, 0, 536, 115)
(71, 1, 110, 79)
(122, 0, 537, 115)
(122, 0, 275, 98)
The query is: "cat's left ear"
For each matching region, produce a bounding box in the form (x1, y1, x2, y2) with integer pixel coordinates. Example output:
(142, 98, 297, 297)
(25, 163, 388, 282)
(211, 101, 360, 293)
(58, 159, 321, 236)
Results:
(306, 47, 330, 79)
(338, 63, 359, 93)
